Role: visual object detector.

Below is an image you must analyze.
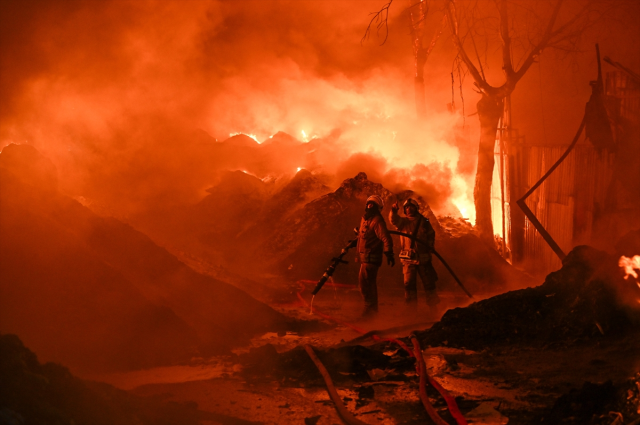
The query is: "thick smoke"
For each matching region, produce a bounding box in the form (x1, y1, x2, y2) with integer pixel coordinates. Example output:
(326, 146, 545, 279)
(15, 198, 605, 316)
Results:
(0, 0, 638, 221)
(0, 0, 477, 220)
(1, 0, 639, 377)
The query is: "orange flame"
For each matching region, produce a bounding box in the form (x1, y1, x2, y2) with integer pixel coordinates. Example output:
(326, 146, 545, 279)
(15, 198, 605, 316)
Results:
(230, 132, 260, 143)
(618, 255, 640, 280)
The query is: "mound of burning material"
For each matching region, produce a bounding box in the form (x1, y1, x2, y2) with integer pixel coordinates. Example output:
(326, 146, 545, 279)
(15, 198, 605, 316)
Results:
(415, 244, 640, 351)
(263, 172, 530, 294)
(190, 167, 330, 263)
(0, 143, 293, 373)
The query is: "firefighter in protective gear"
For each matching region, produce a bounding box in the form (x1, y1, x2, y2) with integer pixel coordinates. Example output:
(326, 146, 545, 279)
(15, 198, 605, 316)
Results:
(390, 198, 439, 308)
(357, 195, 394, 316)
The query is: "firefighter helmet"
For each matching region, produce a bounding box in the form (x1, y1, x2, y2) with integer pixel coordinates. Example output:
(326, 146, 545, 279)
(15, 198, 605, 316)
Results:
(403, 198, 419, 209)
(366, 195, 384, 209)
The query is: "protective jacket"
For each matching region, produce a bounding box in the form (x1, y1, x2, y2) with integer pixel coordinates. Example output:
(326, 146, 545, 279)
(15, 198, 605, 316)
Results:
(357, 213, 393, 266)
(389, 211, 435, 263)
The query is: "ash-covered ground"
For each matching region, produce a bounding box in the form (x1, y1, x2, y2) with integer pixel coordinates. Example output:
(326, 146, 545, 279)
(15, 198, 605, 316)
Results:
(4, 240, 639, 424)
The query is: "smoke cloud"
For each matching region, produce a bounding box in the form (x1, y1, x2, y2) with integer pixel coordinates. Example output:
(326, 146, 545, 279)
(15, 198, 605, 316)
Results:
(1, 0, 639, 375)
(0, 0, 638, 222)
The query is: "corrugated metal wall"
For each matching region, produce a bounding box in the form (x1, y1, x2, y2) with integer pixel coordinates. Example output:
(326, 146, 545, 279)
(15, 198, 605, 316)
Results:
(492, 71, 637, 276)
(607, 72, 640, 123)
(492, 136, 616, 274)
(506, 142, 614, 274)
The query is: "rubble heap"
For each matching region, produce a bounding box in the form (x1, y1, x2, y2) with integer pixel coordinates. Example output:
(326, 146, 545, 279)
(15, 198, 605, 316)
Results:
(264, 172, 531, 293)
(539, 375, 640, 424)
(415, 245, 640, 350)
(239, 343, 413, 388)
(0, 143, 294, 373)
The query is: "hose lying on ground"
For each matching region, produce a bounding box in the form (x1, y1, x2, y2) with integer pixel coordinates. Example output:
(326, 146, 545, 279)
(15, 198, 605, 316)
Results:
(297, 281, 414, 354)
(411, 335, 468, 425)
(304, 344, 369, 425)
(299, 281, 468, 424)
(410, 335, 450, 425)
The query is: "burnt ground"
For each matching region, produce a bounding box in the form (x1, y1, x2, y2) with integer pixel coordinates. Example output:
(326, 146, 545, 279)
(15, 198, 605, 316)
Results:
(127, 339, 640, 425)
(125, 314, 640, 425)
(4, 234, 640, 424)
(87, 245, 640, 425)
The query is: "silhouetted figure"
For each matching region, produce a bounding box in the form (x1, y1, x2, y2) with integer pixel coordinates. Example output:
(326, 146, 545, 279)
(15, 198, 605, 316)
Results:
(357, 195, 394, 316)
(390, 198, 439, 310)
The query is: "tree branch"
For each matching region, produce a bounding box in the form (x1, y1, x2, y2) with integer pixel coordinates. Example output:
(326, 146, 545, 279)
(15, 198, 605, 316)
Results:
(361, 0, 394, 45)
(499, 0, 514, 79)
(423, 14, 447, 62)
(512, 0, 564, 84)
(547, 0, 594, 43)
(463, 8, 486, 81)
(445, 0, 491, 93)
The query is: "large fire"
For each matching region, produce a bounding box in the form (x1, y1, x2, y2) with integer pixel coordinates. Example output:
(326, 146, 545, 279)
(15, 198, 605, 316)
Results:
(619, 255, 640, 281)
(619, 255, 640, 304)
(228, 102, 475, 221)
(0, 1, 483, 226)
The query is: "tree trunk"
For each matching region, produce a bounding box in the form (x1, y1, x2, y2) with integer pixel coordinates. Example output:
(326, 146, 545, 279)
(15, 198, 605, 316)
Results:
(474, 94, 504, 245)
(409, 0, 429, 118)
(414, 76, 426, 118)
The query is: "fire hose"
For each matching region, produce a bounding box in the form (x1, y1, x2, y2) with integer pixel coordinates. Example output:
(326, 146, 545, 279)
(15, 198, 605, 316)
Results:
(410, 335, 450, 425)
(298, 283, 468, 425)
(311, 238, 357, 296)
(388, 230, 474, 299)
(311, 231, 473, 299)
(302, 334, 468, 425)
(304, 345, 369, 425)
(411, 334, 468, 425)
(303, 228, 472, 423)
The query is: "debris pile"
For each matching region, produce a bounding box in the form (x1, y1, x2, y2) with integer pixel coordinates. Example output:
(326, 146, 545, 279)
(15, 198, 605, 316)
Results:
(265, 171, 399, 280)
(540, 375, 640, 424)
(0, 143, 294, 373)
(239, 343, 411, 387)
(415, 245, 640, 350)
(437, 216, 476, 238)
(262, 172, 531, 294)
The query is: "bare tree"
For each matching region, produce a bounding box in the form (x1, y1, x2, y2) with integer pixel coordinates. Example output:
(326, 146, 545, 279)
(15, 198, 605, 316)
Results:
(445, 0, 610, 244)
(363, 0, 446, 118)
(365, 0, 612, 245)
(408, 1, 446, 117)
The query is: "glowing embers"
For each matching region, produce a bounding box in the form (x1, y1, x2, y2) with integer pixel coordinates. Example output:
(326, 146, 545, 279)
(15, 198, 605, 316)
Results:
(229, 132, 260, 143)
(239, 169, 260, 179)
(619, 255, 640, 280)
(300, 130, 318, 143)
(618, 255, 640, 304)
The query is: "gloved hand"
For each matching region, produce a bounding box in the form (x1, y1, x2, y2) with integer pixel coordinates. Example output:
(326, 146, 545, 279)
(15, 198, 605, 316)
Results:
(385, 251, 395, 267)
(391, 202, 399, 213)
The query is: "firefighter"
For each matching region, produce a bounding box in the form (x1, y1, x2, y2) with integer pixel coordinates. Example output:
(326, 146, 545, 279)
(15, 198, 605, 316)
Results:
(357, 195, 394, 316)
(390, 198, 439, 309)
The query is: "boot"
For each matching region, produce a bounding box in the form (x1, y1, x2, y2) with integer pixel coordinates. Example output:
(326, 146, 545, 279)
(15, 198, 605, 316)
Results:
(362, 304, 378, 317)
(404, 290, 418, 304)
(425, 290, 441, 318)
(425, 290, 440, 307)
(402, 291, 417, 313)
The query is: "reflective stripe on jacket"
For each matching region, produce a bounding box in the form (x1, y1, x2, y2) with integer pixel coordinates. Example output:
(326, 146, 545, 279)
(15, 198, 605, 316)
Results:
(389, 211, 435, 262)
(357, 214, 393, 266)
